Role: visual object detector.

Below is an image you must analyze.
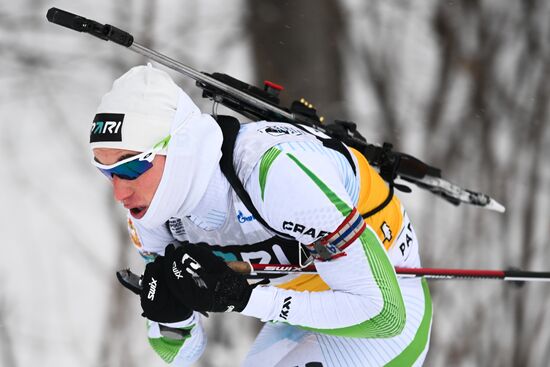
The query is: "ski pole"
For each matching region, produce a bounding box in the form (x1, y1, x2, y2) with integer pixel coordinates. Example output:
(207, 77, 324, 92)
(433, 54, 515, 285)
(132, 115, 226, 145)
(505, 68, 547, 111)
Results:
(117, 263, 550, 289)
(227, 262, 550, 282)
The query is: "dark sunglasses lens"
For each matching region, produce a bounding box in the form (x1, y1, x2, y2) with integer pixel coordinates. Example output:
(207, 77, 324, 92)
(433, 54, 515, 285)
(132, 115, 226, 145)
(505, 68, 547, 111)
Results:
(98, 159, 154, 181)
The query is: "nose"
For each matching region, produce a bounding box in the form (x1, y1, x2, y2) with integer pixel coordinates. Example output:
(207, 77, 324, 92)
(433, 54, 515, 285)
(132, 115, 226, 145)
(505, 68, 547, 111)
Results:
(112, 175, 134, 202)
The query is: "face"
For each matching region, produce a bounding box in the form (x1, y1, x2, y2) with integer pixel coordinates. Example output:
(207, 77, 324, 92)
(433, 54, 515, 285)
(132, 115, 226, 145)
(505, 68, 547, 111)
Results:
(93, 148, 166, 219)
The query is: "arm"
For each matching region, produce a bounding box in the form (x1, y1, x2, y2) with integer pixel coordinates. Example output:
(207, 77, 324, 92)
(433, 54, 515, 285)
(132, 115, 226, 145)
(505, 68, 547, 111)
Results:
(127, 218, 208, 365)
(240, 145, 406, 338)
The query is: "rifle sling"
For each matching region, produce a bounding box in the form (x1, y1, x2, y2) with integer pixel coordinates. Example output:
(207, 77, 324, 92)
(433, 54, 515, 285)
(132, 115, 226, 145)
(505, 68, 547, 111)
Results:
(214, 116, 393, 239)
(215, 115, 294, 239)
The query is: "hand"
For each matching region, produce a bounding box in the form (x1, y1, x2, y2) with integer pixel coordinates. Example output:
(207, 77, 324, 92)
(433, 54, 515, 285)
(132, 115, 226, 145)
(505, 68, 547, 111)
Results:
(140, 255, 193, 323)
(163, 243, 254, 313)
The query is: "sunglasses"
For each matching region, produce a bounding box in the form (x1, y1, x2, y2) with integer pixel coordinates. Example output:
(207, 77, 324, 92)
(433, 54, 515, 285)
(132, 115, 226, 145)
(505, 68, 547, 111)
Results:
(92, 135, 171, 180)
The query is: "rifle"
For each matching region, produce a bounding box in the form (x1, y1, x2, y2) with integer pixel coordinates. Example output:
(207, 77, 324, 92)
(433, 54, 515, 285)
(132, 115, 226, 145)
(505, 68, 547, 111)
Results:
(46, 7, 505, 213)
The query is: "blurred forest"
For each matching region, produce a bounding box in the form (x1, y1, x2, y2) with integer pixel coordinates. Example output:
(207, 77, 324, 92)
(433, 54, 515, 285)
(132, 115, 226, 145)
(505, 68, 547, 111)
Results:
(1, 1, 549, 366)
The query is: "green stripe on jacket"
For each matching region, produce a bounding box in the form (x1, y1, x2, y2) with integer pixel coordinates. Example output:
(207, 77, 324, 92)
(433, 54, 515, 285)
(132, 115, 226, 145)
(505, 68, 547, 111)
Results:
(285, 152, 406, 338)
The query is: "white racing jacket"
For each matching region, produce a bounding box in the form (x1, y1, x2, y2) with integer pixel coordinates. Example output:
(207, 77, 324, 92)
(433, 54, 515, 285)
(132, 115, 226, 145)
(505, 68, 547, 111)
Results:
(127, 121, 430, 366)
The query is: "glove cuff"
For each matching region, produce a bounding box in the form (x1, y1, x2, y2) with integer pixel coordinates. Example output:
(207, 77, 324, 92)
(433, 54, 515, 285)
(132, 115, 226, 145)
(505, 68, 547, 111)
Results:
(158, 312, 196, 328)
(240, 285, 281, 321)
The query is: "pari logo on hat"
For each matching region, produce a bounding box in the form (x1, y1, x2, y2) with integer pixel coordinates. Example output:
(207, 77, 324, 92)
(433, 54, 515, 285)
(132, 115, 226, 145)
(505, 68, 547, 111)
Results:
(90, 64, 180, 153)
(90, 113, 124, 143)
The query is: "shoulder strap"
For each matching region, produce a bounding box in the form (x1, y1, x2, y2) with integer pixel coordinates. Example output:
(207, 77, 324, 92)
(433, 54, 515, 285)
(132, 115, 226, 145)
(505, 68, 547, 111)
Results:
(293, 124, 393, 218)
(215, 115, 392, 235)
(214, 115, 293, 239)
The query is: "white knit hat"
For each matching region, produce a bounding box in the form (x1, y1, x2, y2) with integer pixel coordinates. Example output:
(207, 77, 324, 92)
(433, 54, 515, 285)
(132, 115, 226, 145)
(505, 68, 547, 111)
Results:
(90, 64, 179, 153)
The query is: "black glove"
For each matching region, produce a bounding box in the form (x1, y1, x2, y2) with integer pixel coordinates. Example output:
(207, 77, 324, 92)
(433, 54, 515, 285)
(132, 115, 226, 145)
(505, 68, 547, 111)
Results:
(163, 243, 254, 313)
(140, 255, 193, 323)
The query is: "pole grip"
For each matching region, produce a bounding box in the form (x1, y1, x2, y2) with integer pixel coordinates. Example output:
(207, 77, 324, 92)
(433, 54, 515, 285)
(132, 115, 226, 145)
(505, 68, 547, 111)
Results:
(46, 7, 133, 47)
(116, 269, 142, 295)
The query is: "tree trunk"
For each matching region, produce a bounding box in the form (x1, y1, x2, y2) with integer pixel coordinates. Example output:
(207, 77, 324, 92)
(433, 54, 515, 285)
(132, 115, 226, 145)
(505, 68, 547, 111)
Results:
(246, 0, 347, 122)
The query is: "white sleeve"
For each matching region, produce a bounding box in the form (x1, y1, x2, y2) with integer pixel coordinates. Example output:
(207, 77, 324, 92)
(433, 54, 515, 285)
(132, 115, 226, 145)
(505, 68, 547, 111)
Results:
(147, 315, 207, 366)
(241, 146, 406, 338)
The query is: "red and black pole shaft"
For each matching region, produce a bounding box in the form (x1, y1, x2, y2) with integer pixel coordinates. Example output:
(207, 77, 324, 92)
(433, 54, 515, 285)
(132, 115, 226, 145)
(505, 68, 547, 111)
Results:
(117, 263, 550, 296)
(240, 263, 550, 282)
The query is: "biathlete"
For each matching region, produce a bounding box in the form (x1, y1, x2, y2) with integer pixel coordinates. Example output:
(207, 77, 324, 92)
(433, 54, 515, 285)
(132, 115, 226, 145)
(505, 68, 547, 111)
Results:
(90, 64, 432, 366)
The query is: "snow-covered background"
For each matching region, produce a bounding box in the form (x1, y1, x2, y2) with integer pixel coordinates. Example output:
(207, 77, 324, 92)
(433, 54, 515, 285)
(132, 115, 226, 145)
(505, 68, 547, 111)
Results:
(1, 1, 549, 366)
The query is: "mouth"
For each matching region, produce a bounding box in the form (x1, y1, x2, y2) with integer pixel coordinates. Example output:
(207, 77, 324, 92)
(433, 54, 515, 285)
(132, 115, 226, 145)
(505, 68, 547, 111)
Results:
(129, 206, 147, 219)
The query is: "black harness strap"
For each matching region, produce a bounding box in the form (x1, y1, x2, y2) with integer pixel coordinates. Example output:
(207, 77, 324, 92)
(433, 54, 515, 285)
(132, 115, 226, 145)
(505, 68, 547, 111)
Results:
(214, 116, 395, 238)
(215, 115, 293, 239)
(292, 124, 394, 218)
